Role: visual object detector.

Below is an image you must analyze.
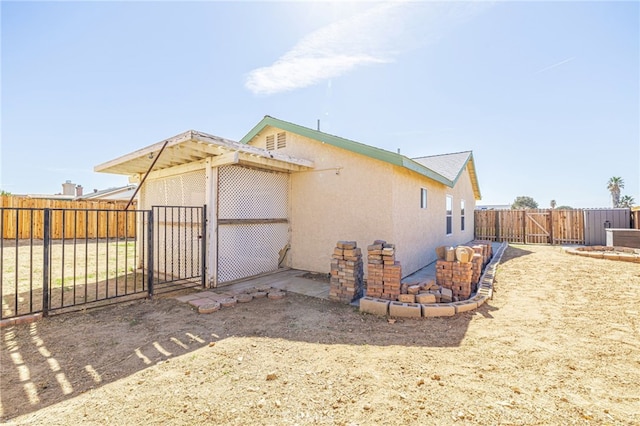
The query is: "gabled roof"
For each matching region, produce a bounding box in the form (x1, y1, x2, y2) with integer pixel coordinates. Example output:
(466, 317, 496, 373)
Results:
(412, 151, 481, 200)
(241, 116, 481, 199)
(412, 151, 472, 182)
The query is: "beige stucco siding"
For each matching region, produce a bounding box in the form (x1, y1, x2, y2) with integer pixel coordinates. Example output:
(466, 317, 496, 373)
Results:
(250, 126, 394, 274)
(390, 166, 476, 276)
(248, 127, 478, 277)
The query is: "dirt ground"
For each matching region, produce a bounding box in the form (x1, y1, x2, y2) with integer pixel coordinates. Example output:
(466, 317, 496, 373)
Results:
(1, 244, 639, 425)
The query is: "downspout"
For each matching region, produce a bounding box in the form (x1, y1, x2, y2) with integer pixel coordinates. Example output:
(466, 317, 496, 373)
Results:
(124, 140, 169, 210)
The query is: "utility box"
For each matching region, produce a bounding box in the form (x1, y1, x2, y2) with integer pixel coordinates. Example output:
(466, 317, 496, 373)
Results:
(606, 228, 640, 249)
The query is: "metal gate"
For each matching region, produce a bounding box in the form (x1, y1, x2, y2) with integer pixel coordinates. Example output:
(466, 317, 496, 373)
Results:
(217, 166, 289, 284)
(1, 207, 151, 320)
(151, 206, 206, 294)
(0, 205, 206, 320)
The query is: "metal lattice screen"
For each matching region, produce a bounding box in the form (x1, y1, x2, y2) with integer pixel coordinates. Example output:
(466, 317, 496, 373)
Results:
(142, 170, 206, 281)
(218, 166, 288, 219)
(217, 166, 289, 283)
(218, 223, 289, 282)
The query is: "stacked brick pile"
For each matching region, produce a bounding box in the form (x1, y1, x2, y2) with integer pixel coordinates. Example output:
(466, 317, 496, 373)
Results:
(365, 241, 384, 298)
(435, 259, 453, 289)
(470, 240, 493, 266)
(329, 241, 364, 303)
(451, 261, 473, 300)
(471, 253, 483, 284)
(435, 244, 491, 301)
(366, 240, 401, 301)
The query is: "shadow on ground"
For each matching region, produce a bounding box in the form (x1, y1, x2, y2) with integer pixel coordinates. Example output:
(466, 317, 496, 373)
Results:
(1, 243, 512, 421)
(0, 284, 498, 420)
(496, 244, 533, 264)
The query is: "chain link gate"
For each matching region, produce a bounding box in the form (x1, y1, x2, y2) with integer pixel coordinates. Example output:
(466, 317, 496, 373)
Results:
(217, 165, 290, 284)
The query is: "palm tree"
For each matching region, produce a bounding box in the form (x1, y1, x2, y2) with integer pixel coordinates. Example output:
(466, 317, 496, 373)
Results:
(619, 195, 635, 208)
(607, 177, 624, 207)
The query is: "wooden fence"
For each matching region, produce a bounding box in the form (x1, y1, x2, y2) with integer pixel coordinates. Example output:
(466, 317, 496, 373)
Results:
(1, 196, 137, 239)
(474, 209, 587, 245)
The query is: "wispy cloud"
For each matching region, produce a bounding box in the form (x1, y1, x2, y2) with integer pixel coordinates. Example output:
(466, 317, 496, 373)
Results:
(245, 1, 490, 95)
(535, 57, 575, 74)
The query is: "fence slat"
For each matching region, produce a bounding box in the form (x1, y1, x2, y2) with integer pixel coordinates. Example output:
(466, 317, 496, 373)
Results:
(475, 208, 593, 245)
(0, 195, 135, 239)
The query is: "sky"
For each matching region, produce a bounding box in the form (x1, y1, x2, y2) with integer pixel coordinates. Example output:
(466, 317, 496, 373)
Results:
(1, 0, 638, 208)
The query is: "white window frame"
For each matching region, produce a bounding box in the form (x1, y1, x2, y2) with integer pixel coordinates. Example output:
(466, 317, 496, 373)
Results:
(461, 199, 465, 231)
(420, 188, 427, 209)
(446, 195, 453, 235)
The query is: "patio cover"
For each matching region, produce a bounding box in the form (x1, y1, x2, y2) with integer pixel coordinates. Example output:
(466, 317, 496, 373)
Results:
(94, 130, 314, 177)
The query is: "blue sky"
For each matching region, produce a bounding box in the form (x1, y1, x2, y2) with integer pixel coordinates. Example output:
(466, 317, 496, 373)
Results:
(1, 1, 638, 208)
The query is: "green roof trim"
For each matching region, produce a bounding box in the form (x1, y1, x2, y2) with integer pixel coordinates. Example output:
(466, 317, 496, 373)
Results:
(240, 115, 480, 198)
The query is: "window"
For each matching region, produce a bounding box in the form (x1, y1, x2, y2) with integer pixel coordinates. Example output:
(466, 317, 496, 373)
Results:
(461, 199, 465, 231)
(446, 195, 453, 235)
(266, 135, 275, 150)
(420, 188, 427, 209)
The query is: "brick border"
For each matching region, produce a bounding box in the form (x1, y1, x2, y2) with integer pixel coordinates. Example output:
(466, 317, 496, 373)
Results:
(564, 246, 640, 263)
(0, 313, 43, 328)
(360, 242, 507, 318)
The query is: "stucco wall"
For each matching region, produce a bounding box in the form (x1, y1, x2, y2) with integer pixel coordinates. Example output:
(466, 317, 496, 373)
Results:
(250, 126, 395, 274)
(390, 166, 477, 276)
(249, 126, 479, 277)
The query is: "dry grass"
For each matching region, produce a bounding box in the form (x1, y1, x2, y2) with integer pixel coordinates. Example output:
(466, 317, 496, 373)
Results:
(1, 240, 143, 317)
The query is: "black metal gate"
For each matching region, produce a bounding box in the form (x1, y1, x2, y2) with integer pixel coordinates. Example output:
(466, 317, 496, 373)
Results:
(150, 206, 206, 295)
(0, 205, 206, 320)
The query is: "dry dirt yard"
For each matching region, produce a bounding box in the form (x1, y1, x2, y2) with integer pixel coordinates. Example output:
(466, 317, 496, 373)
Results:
(1, 244, 639, 425)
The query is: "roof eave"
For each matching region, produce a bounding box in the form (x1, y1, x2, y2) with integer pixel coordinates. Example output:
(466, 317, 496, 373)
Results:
(95, 128, 314, 176)
(243, 116, 469, 188)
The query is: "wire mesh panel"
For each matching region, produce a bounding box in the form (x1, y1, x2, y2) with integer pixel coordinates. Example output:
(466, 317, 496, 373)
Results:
(217, 166, 289, 284)
(218, 223, 289, 283)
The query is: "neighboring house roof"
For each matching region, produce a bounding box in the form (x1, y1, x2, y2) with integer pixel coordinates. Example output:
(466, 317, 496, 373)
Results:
(476, 204, 512, 210)
(19, 194, 76, 201)
(240, 116, 481, 200)
(78, 185, 137, 200)
(20, 185, 137, 201)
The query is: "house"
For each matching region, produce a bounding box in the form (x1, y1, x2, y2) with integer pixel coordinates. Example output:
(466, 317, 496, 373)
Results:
(95, 116, 481, 287)
(475, 204, 511, 210)
(19, 181, 137, 202)
(77, 184, 137, 202)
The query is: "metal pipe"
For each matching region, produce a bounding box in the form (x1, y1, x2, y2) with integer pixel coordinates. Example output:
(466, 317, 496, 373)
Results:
(124, 140, 169, 210)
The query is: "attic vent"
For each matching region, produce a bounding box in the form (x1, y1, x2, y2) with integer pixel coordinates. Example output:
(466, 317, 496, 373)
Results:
(266, 134, 275, 151)
(277, 132, 286, 149)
